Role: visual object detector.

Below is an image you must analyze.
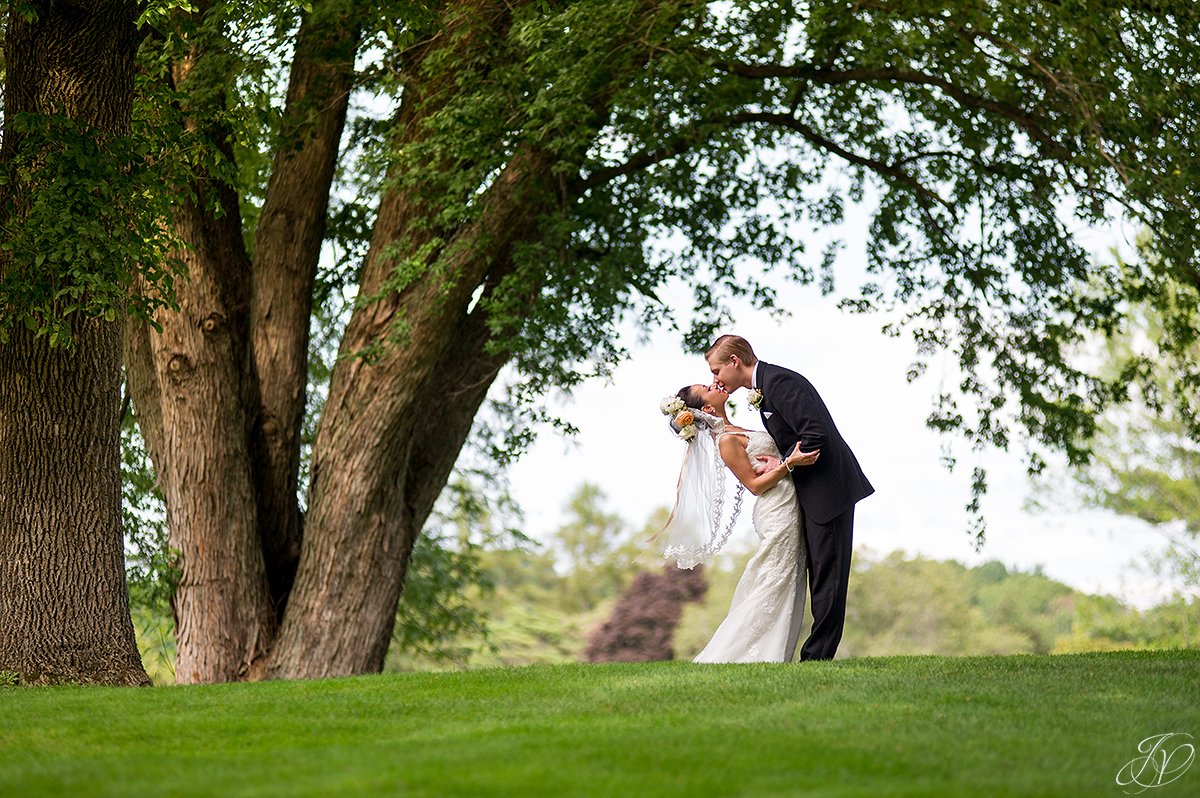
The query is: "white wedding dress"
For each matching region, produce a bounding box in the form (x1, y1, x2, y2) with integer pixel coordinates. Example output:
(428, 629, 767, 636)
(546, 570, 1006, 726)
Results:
(693, 430, 808, 663)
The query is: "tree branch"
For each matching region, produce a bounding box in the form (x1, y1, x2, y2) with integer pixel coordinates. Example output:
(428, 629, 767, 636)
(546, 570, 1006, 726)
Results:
(578, 125, 710, 190)
(960, 27, 1133, 187)
(730, 110, 954, 213)
(711, 57, 1072, 161)
(580, 106, 954, 218)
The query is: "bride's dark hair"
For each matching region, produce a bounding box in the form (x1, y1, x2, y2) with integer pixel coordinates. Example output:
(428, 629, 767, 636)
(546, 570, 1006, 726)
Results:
(676, 385, 705, 409)
(669, 386, 707, 435)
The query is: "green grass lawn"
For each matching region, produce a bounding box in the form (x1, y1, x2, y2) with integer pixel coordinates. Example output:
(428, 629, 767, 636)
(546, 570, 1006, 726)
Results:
(2, 650, 1197, 797)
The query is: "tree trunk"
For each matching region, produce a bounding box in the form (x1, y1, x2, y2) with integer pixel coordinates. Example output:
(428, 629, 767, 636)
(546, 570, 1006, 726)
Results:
(248, 9, 362, 619)
(135, 193, 277, 684)
(264, 148, 548, 677)
(0, 321, 149, 685)
(129, 0, 680, 682)
(0, 0, 150, 686)
(124, 0, 363, 682)
(117, 13, 277, 682)
(262, 0, 672, 677)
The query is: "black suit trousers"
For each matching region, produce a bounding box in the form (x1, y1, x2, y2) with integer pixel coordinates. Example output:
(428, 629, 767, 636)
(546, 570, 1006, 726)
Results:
(800, 505, 854, 661)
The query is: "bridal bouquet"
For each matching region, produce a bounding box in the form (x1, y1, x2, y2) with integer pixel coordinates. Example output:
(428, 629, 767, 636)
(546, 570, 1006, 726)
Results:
(660, 396, 698, 442)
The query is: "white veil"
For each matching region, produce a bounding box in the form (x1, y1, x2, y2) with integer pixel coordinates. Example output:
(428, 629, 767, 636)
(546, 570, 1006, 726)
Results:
(659, 410, 745, 569)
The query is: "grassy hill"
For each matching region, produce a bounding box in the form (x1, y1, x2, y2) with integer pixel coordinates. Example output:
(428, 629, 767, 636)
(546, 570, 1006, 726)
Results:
(2, 650, 1197, 797)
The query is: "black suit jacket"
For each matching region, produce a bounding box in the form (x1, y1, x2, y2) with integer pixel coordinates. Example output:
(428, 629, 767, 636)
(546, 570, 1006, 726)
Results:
(757, 361, 874, 524)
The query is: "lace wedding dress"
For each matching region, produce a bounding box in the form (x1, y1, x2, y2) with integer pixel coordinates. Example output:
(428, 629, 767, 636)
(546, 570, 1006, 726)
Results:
(693, 430, 807, 663)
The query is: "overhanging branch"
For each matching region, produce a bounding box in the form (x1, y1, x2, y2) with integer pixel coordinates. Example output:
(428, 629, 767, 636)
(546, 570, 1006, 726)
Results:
(729, 110, 954, 213)
(582, 108, 953, 217)
(711, 57, 1071, 161)
(578, 125, 711, 191)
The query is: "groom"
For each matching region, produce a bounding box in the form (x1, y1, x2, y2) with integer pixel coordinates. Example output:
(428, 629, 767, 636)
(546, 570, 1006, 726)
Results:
(706, 334, 874, 660)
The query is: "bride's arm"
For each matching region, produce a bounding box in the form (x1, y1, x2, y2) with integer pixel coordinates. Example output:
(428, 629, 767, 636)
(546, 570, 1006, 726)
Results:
(718, 435, 803, 496)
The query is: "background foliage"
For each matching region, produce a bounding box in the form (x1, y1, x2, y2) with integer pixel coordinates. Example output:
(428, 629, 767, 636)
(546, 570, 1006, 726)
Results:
(125, 481, 1198, 682)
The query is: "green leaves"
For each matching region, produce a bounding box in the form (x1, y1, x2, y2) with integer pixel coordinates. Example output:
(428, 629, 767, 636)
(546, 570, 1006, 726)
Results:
(137, 0, 199, 31)
(122, 410, 179, 614)
(0, 111, 189, 347)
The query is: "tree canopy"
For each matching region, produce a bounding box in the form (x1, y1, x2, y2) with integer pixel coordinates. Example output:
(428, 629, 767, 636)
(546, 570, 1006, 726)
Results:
(362, 0, 1200, 447)
(133, 0, 1200, 443)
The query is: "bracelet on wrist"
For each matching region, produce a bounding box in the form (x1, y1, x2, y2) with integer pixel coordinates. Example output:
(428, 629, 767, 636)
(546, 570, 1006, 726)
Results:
(785, 459, 794, 472)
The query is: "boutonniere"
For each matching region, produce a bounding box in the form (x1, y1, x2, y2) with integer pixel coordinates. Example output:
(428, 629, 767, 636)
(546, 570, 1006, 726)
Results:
(747, 388, 764, 410)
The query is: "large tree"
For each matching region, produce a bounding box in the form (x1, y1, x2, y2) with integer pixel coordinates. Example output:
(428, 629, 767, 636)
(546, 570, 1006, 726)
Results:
(0, 0, 157, 685)
(119, 0, 1197, 682)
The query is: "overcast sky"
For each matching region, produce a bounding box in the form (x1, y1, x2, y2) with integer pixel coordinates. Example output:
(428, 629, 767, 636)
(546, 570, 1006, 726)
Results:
(503, 219, 1187, 610)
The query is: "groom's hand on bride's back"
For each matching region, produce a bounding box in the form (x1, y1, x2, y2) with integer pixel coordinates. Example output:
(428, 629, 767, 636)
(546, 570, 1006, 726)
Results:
(753, 455, 779, 475)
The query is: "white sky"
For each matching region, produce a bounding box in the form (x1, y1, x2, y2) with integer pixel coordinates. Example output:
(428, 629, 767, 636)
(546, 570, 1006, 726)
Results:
(504, 222, 1186, 610)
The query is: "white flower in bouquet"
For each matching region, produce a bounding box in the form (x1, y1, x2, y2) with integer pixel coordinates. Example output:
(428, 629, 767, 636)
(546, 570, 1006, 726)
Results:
(660, 396, 685, 415)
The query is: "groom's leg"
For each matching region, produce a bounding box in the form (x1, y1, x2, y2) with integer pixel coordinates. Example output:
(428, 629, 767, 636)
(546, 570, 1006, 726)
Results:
(799, 506, 854, 661)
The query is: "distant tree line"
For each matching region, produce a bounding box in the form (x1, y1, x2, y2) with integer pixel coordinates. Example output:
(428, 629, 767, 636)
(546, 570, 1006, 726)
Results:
(370, 486, 1200, 673)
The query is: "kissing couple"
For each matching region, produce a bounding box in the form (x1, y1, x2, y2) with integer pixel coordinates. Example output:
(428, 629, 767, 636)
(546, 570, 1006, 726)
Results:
(659, 335, 874, 662)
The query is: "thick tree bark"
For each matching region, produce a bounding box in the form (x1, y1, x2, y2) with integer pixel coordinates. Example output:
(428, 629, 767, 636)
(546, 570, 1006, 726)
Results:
(134, 192, 276, 684)
(0, 1, 150, 686)
(123, 33, 278, 681)
(0, 321, 148, 686)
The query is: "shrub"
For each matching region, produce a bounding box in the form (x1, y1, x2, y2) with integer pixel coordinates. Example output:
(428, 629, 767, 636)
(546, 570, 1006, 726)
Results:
(583, 565, 707, 663)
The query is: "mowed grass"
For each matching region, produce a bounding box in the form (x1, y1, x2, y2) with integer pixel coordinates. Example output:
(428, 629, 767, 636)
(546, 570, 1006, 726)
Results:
(1, 651, 1197, 797)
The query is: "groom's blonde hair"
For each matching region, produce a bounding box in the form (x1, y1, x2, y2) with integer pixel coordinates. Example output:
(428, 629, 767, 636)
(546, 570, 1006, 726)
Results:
(706, 335, 758, 366)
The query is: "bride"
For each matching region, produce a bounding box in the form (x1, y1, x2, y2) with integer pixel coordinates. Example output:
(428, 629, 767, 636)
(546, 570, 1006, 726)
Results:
(660, 383, 817, 663)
